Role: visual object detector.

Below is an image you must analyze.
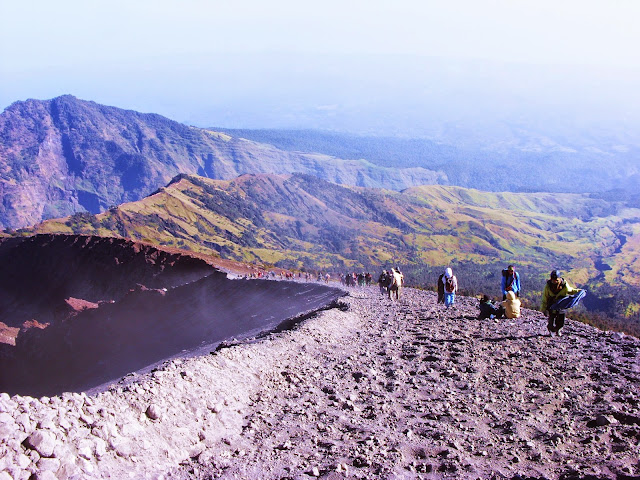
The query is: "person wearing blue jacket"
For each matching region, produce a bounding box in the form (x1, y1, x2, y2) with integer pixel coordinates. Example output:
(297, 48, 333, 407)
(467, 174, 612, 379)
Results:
(501, 265, 521, 300)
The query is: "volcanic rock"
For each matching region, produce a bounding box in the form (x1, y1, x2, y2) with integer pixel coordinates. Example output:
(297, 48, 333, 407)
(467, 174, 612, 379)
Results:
(0, 287, 638, 480)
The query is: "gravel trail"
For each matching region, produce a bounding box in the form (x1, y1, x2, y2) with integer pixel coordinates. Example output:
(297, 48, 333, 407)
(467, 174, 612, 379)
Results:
(1, 287, 639, 480)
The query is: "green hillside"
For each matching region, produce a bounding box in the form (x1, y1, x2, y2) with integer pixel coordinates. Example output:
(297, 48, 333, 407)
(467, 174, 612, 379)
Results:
(25, 173, 640, 335)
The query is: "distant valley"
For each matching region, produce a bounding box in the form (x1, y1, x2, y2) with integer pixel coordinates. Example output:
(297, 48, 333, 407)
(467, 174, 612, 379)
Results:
(219, 129, 640, 197)
(24, 172, 640, 336)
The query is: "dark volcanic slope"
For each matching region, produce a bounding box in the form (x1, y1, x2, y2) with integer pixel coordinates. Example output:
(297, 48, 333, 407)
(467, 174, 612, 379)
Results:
(0, 234, 214, 328)
(0, 233, 344, 396)
(0, 276, 344, 397)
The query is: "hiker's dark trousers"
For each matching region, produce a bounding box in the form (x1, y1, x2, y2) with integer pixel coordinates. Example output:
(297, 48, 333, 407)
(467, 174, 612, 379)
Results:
(548, 311, 565, 332)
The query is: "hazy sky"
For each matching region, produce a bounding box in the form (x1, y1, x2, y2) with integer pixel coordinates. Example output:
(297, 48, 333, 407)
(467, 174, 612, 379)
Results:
(1, 0, 639, 134)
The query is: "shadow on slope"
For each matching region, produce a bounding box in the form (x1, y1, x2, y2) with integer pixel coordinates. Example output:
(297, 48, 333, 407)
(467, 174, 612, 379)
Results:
(0, 234, 215, 328)
(0, 234, 345, 396)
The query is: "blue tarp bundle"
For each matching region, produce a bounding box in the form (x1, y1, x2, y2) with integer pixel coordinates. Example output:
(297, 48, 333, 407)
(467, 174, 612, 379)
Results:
(549, 289, 587, 311)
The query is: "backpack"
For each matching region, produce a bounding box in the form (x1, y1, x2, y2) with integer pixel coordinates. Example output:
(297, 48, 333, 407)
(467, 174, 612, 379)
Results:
(445, 276, 455, 293)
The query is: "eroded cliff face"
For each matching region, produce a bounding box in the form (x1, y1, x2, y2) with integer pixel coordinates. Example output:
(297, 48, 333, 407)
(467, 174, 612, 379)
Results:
(0, 95, 446, 229)
(0, 234, 215, 329)
(0, 233, 345, 397)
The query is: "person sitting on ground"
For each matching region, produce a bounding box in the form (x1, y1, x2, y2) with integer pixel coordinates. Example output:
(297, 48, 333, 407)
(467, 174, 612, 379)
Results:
(502, 290, 521, 319)
(541, 270, 586, 337)
(501, 265, 521, 300)
(478, 294, 504, 319)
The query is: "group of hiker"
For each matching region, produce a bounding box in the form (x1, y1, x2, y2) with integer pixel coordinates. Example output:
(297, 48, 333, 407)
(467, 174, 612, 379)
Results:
(473, 265, 522, 320)
(341, 272, 374, 287)
(377, 268, 405, 300)
(432, 264, 585, 337)
(332, 260, 586, 337)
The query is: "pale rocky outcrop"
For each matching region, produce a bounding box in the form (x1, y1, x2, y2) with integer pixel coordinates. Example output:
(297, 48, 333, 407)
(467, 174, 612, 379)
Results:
(0, 287, 638, 479)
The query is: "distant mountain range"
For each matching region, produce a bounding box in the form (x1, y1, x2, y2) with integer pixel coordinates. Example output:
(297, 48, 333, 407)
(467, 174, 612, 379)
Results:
(3, 96, 640, 231)
(0, 96, 444, 229)
(218, 129, 640, 197)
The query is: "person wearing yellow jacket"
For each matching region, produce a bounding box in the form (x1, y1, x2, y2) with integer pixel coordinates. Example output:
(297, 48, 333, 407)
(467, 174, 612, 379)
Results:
(541, 270, 586, 336)
(502, 290, 521, 319)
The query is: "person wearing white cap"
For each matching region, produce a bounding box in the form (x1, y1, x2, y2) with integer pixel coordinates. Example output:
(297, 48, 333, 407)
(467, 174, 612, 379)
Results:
(441, 267, 458, 308)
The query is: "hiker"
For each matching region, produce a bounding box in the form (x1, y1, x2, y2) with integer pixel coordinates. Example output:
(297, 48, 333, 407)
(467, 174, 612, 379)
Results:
(378, 270, 389, 295)
(437, 272, 445, 304)
(541, 270, 586, 336)
(502, 290, 521, 319)
(441, 267, 458, 308)
(388, 267, 404, 300)
(501, 265, 521, 300)
(478, 294, 504, 319)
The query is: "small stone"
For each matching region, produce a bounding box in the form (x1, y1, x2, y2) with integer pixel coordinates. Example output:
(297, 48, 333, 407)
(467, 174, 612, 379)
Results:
(37, 457, 61, 471)
(95, 438, 108, 458)
(145, 404, 161, 421)
(32, 471, 57, 480)
(112, 439, 133, 458)
(24, 430, 56, 458)
(588, 415, 613, 427)
(15, 454, 31, 469)
(188, 443, 205, 459)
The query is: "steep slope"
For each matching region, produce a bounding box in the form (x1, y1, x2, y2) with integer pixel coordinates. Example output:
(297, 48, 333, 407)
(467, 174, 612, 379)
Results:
(0, 276, 343, 397)
(0, 95, 445, 229)
(0, 234, 214, 329)
(0, 232, 344, 396)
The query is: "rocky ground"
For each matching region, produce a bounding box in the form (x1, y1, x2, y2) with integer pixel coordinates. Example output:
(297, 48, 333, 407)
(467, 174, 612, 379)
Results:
(1, 286, 639, 480)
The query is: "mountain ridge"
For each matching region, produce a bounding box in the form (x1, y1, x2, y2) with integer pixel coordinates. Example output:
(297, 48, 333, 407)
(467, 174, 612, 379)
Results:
(218, 128, 640, 196)
(0, 95, 445, 229)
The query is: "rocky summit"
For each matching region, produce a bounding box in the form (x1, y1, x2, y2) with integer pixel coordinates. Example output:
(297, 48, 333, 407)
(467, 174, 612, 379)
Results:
(0, 286, 639, 480)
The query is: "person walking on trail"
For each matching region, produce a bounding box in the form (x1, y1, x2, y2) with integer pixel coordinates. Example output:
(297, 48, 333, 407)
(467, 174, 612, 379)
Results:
(437, 272, 445, 304)
(501, 265, 521, 300)
(541, 270, 586, 337)
(441, 267, 458, 308)
(502, 290, 521, 319)
(388, 268, 404, 300)
(378, 270, 389, 295)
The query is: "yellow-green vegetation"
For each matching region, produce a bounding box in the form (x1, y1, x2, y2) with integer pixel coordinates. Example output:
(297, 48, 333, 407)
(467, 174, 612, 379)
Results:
(27, 174, 640, 287)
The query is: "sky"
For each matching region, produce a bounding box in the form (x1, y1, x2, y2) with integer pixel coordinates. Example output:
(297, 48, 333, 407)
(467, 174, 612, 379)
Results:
(1, 0, 640, 137)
